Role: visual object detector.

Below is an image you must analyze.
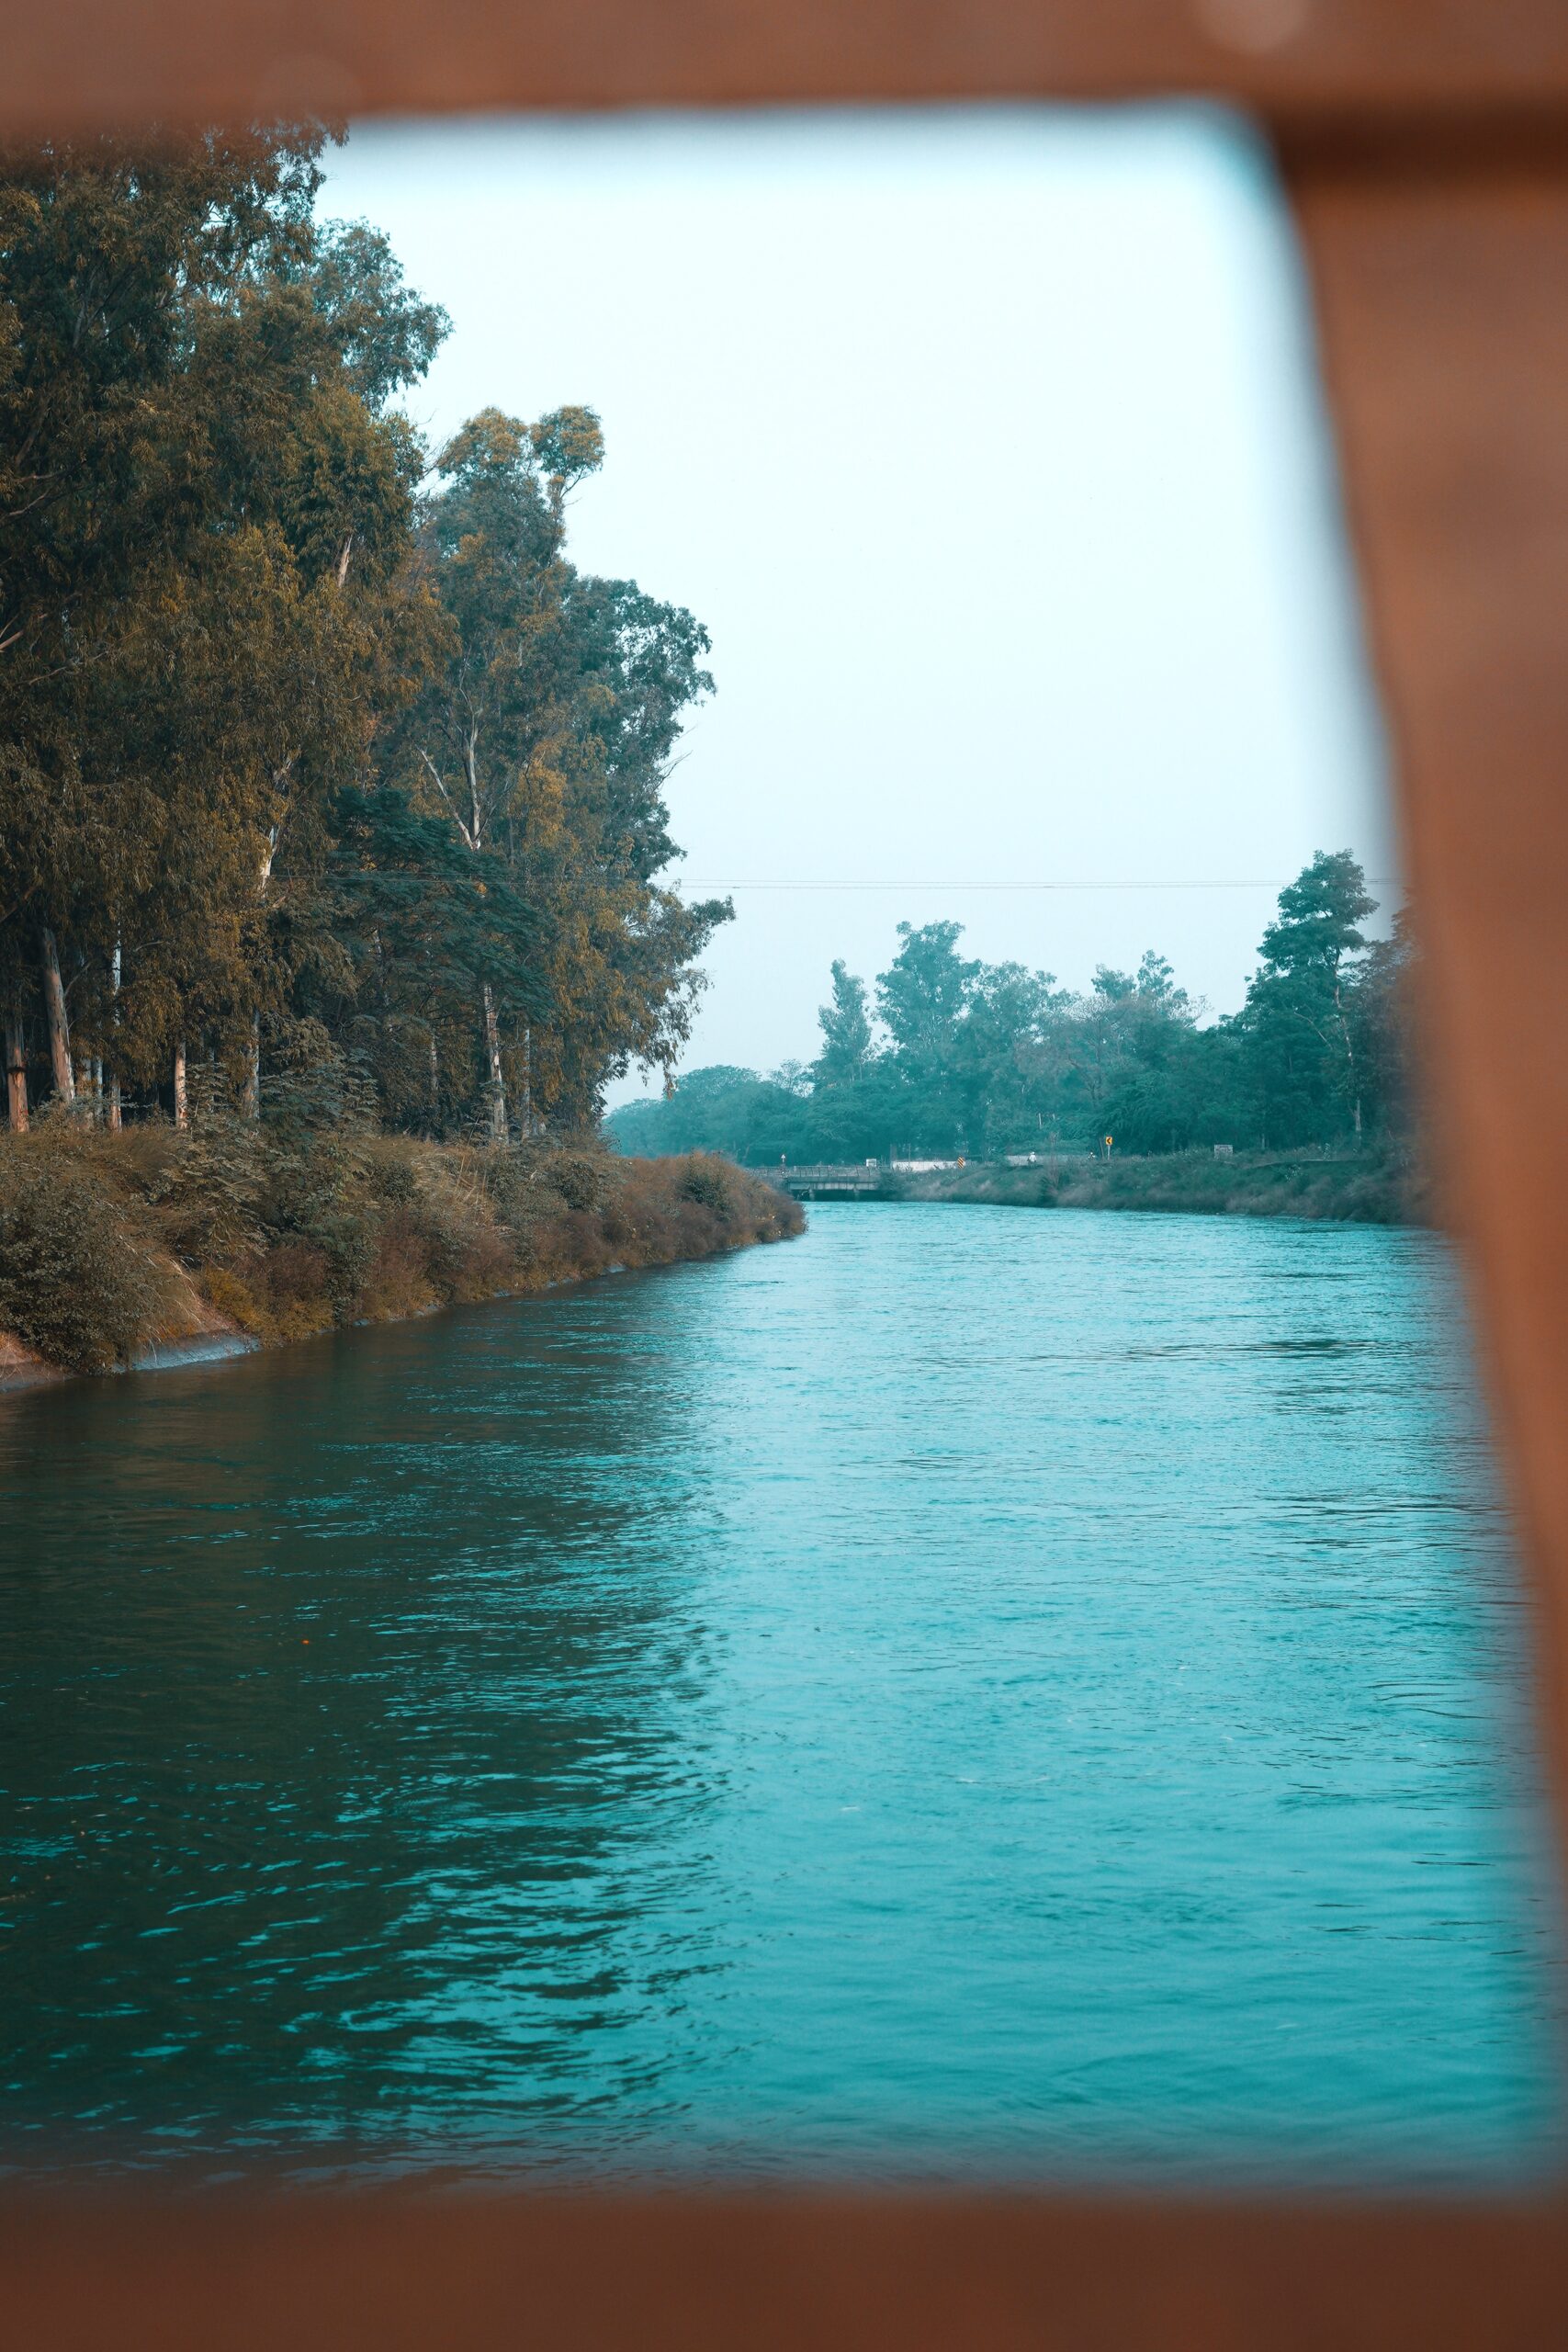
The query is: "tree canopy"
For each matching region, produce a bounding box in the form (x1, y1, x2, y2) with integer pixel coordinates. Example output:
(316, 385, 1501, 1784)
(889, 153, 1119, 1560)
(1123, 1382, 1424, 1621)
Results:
(2, 123, 726, 1137)
(610, 854, 1416, 1166)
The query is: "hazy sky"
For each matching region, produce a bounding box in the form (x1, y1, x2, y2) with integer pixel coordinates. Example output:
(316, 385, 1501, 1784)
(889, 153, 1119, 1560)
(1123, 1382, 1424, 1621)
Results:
(322, 108, 1396, 1103)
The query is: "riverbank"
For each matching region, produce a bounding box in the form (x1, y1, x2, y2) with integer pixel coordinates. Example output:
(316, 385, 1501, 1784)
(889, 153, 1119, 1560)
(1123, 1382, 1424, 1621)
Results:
(895, 1148, 1427, 1226)
(0, 1121, 801, 1391)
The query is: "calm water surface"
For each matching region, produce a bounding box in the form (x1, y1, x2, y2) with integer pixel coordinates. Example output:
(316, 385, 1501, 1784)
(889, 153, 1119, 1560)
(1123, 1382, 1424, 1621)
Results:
(1, 1204, 1562, 2183)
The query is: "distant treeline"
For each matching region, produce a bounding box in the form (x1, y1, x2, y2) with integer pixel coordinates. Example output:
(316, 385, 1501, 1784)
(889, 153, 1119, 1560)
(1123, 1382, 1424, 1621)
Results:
(2, 124, 726, 1142)
(610, 854, 1416, 1166)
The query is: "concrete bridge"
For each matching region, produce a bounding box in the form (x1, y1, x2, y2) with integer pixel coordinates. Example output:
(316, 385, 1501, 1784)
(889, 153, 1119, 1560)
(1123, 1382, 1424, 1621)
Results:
(756, 1162, 895, 1201)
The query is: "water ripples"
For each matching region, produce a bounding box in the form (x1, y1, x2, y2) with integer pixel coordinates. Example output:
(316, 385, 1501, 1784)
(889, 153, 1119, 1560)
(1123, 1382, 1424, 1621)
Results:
(0, 1203, 1562, 2186)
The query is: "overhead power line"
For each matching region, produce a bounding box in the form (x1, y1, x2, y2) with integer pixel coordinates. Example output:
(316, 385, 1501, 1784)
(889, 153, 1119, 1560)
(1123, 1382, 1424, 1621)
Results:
(685, 876, 1403, 893)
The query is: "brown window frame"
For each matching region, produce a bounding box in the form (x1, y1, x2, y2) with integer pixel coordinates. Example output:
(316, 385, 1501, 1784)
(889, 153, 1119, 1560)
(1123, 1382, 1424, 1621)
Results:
(5, 4, 1568, 2338)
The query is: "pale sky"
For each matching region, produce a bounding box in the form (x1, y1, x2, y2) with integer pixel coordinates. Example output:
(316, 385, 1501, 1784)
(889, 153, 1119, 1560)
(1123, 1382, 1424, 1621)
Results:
(322, 107, 1396, 1104)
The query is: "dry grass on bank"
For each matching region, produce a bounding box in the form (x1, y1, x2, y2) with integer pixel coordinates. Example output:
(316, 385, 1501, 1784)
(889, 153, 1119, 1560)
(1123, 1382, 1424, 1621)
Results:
(0, 1114, 801, 1376)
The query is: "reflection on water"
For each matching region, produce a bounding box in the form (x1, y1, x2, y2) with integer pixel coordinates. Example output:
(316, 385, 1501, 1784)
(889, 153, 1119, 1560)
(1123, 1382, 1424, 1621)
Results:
(0, 1204, 1562, 2183)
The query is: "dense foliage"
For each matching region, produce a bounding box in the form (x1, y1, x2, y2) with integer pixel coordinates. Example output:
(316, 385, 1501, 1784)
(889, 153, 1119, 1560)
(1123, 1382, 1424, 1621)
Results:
(1, 123, 727, 1139)
(610, 854, 1417, 1165)
(0, 1109, 797, 1372)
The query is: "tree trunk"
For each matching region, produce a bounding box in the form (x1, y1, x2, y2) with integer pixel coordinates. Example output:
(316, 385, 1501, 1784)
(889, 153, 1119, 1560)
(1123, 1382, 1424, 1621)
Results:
(107, 936, 122, 1130)
(1333, 980, 1360, 1147)
(428, 1028, 441, 1129)
(242, 1015, 260, 1120)
(5, 1012, 28, 1132)
(481, 983, 507, 1142)
(174, 1038, 188, 1132)
(519, 1023, 533, 1136)
(39, 927, 73, 1104)
(246, 829, 276, 1125)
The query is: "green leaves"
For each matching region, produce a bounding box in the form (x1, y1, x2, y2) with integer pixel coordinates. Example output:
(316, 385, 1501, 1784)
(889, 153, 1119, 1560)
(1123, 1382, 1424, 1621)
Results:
(1240, 850, 1384, 1147)
(0, 124, 448, 1107)
(395, 405, 722, 1130)
(614, 854, 1412, 1167)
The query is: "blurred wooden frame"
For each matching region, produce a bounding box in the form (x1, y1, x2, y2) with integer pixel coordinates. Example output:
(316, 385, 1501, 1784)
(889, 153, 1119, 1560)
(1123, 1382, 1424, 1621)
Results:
(5, 2, 1568, 2343)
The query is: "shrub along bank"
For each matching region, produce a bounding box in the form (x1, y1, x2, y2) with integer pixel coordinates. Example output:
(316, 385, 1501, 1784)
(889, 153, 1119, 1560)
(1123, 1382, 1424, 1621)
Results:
(0, 1111, 800, 1380)
(894, 1148, 1427, 1226)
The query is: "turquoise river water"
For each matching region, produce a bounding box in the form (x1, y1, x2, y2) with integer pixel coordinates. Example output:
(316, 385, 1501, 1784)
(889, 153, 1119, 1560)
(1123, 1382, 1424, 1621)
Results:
(0, 1202, 1563, 2184)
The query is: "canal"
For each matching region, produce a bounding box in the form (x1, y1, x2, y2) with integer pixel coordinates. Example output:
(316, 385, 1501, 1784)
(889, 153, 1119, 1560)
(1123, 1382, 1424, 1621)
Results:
(0, 1204, 1562, 2182)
